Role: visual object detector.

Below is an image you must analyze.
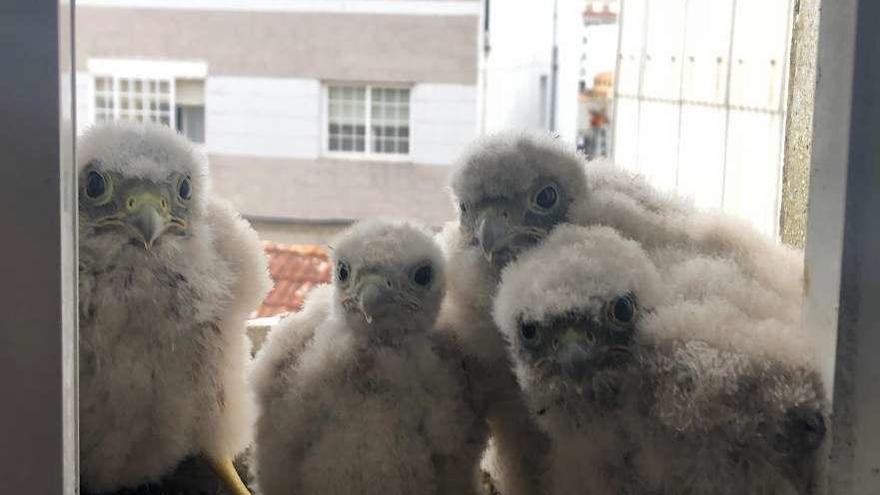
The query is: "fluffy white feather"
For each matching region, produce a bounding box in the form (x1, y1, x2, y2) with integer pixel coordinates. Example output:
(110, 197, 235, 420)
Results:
(452, 130, 804, 305)
(444, 130, 812, 495)
(494, 225, 827, 495)
(77, 122, 271, 492)
(252, 219, 484, 495)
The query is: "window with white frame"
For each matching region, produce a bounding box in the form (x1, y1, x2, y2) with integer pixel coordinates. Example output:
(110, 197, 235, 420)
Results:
(326, 84, 411, 156)
(94, 75, 174, 126)
(90, 60, 207, 144)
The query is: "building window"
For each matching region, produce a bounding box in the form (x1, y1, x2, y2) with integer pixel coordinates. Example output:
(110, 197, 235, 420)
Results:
(176, 106, 205, 143)
(94, 75, 174, 126)
(175, 79, 206, 144)
(326, 84, 411, 156)
(93, 74, 205, 143)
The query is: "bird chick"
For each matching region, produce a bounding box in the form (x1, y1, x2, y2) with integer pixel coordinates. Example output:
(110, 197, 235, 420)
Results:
(442, 131, 808, 493)
(77, 122, 270, 495)
(252, 219, 484, 495)
(494, 225, 827, 495)
(451, 130, 803, 311)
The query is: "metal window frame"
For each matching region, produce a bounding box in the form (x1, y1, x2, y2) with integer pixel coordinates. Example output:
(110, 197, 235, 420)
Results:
(1, 1, 878, 493)
(0, 0, 78, 492)
(805, 0, 880, 493)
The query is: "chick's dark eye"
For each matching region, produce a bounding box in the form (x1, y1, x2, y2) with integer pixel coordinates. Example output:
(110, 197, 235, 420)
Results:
(337, 262, 349, 283)
(520, 322, 541, 346)
(611, 296, 635, 323)
(413, 264, 433, 287)
(535, 185, 558, 209)
(85, 171, 106, 199)
(178, 177, 193, 200)
(459, 202, 468, 214)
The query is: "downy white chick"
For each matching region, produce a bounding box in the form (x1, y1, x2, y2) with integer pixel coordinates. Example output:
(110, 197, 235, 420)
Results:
(494, 225, 827, 495)
(450, 130, 804, 315)
(252, 219, 484, 495)
(78, 122, 270, 495)
(441, 130, 807, 493)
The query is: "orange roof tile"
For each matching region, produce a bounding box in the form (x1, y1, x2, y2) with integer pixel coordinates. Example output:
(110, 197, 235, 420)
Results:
(256, 242, 333, 318)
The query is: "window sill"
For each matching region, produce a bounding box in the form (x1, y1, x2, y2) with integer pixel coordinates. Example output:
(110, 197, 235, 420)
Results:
(322, 151, 413, 164)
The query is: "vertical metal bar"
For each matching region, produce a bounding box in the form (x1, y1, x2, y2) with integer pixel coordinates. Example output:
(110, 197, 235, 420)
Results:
(609, 0, 626, 160)
(548, 0, 559, 132)
(718, 0, 738, 209)
(771, 0, 797, 242)
(804, 0, 880, 493)
(0, 0, 78, 493)
(672, 0, 690, 190)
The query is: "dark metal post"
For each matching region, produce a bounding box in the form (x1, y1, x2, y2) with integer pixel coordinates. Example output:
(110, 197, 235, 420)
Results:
(804, 0, 880, 493)
(0, 0, 78, 492)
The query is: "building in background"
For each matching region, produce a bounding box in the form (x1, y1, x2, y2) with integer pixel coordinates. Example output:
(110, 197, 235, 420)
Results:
(577, 1, 619, 158)
(75, 0, 482, 244)
(481, 0, 583, 143)
(578, 0, 619, 92)
(613, 0, 794, 239)
(481, 0, 618, 148)
(577, 71, 614, 158)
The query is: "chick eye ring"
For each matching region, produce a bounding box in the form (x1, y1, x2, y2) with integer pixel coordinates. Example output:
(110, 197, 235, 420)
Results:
(84, 170, 113, 205)
(178, 176, 193, 201)
(529, 182, 561, 213)
(336, 261, 350, 283)
(520, 322, 542, 347)
(411, 263, 433, 287)
(608, 294, 636, 324)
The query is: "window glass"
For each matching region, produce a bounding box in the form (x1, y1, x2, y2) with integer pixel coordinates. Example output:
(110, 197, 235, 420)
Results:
(327, 84, 409, 156)
(93, 74, 175, 126)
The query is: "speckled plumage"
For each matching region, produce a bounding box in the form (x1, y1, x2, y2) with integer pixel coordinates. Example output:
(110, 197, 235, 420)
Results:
(77, 122, 271, 493)
(494, 225, 827, 495)
(251, 219, 485, 495)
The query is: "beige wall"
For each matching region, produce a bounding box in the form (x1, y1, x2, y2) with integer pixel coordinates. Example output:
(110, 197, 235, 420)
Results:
(76, 7, 479, 85)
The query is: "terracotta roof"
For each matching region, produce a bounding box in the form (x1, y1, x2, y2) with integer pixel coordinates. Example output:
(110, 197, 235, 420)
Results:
(256, 242, 333, 318)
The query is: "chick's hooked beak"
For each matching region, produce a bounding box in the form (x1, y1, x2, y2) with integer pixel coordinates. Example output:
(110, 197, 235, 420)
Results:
(357, 275, 395, 324)
(125, 191, 171, 249)
(558, 328, 596, 383)
(476, 206, 514, 264)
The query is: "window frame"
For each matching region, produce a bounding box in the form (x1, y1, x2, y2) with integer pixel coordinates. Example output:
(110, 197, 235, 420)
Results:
(321, 81, 413, 162)
(175, 103, 206, 144)
(93, 73, 177, 127)
(0, 0, 77, 491)
(86, 58, 208, 132)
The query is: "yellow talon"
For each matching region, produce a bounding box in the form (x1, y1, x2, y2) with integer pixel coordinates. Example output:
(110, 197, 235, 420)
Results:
(207, 455, 252, 495)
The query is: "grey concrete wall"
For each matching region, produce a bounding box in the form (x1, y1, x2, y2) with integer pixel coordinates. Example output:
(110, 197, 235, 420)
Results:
(76, 7, 479, 85)
(780, 0, 820, 249)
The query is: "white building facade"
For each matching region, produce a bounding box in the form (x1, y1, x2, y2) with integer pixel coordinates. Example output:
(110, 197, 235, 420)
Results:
(481, 0, 584, 144)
